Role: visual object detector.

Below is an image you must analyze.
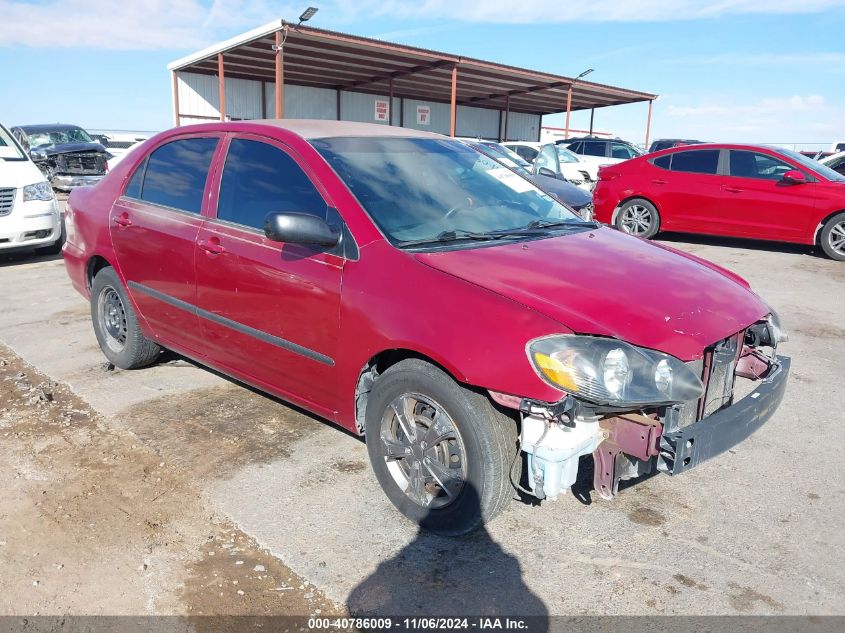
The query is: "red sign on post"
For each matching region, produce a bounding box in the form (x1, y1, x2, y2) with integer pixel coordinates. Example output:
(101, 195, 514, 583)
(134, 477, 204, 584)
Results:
(375, 99, 389, 122)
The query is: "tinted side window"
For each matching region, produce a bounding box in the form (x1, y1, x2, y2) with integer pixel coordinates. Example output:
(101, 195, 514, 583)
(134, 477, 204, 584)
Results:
(582, 141, 607, 157)
(217, 139, 326, 230)
(515, 146, 538, 162)
(670, 150, 719, 174)
(611, 142, 637, 160)
(652, 155, 672, 170)
(566, 141, 582, 154)
(124, 158, 146, 199)
(729, 151, 792, 180)
(140, 138, 217, 213)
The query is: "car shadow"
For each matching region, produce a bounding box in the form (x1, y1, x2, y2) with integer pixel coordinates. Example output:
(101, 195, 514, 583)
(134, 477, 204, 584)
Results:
(346, 482, 549, 627)
(0, 251, 63, 268)
(656, 232, 822, 257)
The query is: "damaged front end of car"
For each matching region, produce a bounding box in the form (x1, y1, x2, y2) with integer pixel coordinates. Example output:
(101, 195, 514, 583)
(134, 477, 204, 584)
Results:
(30, 143, 110, 191)
(504, 313, 789, 501)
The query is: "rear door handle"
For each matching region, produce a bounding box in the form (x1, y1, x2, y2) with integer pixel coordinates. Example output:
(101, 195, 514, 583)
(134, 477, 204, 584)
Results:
(198, 239, 226, 255)
(113, 214, 132, 227)
(651, 179, 667, 185)
(723, 186, 743, 193)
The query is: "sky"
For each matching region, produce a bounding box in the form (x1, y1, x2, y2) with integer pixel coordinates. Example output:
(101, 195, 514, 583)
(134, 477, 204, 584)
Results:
(1, 0, 843, 149)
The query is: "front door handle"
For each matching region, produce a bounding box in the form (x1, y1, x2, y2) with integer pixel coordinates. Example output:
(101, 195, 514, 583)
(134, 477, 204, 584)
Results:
(114, 213, 132, 227)
(723, 186, 743, 193)
(198, 238, 226, 255)
(652, 179, 667, 185)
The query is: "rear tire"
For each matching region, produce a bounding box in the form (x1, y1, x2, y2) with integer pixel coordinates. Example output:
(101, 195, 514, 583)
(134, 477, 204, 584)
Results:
(615, 198, 660, 239)
(90, 267, 161, 369)
(819, 212, 845, 261)
(365, 359, 516, 536)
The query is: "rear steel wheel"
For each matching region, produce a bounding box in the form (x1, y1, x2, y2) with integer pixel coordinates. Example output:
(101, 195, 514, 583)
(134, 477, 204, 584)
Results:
(97, 286, 128, 354)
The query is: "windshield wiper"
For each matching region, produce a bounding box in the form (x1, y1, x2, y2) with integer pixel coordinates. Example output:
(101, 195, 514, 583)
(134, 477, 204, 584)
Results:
(397, 228, 546, 248)
(520, 219, 598, 230)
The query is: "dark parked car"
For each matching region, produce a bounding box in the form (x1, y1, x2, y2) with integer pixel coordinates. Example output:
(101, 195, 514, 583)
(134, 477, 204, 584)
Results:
(648, 139, 702, 153)
(65, 121, 789, 535)
(593, 143, 845, 260)
(11, 124, 110, 190)
(459, 139, 593, 218)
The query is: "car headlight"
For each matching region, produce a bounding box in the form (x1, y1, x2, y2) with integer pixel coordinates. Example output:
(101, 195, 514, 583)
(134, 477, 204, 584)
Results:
(527, 335, 704, 406)
(23, 181, 54, 202)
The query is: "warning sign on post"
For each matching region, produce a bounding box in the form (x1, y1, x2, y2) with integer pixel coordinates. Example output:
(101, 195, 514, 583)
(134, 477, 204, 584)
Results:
(375, 99, 389, 122)
(416, 104, 431, 125)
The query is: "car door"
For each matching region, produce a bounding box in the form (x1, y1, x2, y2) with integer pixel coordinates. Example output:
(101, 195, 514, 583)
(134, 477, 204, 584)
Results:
(646, 148, 724, 234)
(534, 145, 563, 180)
(194, 134, 344, 414)
(109, 135, 220, 351)
(717, 150, 817, 240)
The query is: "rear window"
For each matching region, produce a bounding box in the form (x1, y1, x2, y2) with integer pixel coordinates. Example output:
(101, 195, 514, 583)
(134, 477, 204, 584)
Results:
(669, 150, 719, 175)
(135, 138, 217, 213)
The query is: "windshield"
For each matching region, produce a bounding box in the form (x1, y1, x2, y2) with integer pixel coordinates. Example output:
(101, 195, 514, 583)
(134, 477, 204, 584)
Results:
(25, 127, 94, 147)
(779, 147, 845, 182)
(314, 137, 585, 247)
(556, 146, 580, 163)
(0, 125, 27, 160)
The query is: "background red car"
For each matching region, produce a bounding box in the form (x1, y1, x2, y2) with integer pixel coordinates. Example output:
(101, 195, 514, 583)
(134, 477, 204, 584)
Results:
(593, 143, 845, 260)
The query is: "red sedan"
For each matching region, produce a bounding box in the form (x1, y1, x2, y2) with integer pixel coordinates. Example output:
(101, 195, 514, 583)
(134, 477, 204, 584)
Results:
(64, 121, 789, 535)
(593, 143, 845, 260)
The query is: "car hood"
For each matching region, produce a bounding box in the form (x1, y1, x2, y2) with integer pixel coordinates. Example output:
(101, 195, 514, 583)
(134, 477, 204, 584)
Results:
(0, 157, 48, 187)
(530, 174, 592, 207)
(32, 141, 107, 156)
(414, 227, 769, 360)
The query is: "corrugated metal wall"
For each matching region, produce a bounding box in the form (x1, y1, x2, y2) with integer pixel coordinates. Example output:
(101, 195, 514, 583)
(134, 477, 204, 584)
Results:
(176, 71, 541, 141)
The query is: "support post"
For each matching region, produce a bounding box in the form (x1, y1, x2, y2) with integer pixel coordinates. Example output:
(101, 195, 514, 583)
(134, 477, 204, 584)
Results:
(260, 81, 267, 119)
(497, 110, 503, 142)
(388, 78, 394, 126)
(564, 84, 573, 139)
(449, 64, 458, 137)
(172, 71, 180, 127)
(589, 108, 595, 136)
(336, 88, 342, 120)
(217, 53, 226, 122)
(645, 99, 654, 149)
(274, 29, 284, 119)
(503, 94, 510, 142)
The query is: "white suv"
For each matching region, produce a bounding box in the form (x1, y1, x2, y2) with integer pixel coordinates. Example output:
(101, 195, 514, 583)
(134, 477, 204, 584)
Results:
(0, 123, 62, 255)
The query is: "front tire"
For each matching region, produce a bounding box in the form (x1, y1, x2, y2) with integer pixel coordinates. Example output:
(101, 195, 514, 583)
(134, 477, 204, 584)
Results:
(819, 212, 845, 261)
(365, 359, 516, 536)
(90, 267, 161, 369)
(616, 198, 660, 239)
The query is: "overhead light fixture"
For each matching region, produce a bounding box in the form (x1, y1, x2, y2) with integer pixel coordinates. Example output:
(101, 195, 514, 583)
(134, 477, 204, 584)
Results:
(298, 7, 318, 25)
(576, 68, 594, 81)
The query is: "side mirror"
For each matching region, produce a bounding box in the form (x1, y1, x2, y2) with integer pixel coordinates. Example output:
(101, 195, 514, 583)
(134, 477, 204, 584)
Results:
(537, 167, 557, 178)
(264, 212, 340, 248)
(781, 169, 807, 185)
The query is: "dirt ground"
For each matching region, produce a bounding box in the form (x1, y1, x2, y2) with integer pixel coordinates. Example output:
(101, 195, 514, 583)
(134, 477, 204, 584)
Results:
(0, 344, 344, 618)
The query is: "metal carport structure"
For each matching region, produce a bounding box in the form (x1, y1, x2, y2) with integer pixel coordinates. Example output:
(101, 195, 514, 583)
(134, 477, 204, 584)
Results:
(167, 20, 658, 143)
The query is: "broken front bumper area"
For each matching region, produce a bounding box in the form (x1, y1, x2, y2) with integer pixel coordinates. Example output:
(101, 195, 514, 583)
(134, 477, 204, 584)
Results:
(658, 354, 790, 476)
(51, 174, 104, 190)
(593, 354, 790, 498)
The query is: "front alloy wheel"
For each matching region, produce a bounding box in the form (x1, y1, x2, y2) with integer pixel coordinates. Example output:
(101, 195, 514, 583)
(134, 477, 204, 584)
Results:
(380, 393, 467, 510)
(365, 359, 516, 536)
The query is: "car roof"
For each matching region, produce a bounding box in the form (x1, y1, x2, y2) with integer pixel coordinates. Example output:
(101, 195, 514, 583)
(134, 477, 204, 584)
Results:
(17, 124, 87, 132)
(176, 119, 447, 141)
